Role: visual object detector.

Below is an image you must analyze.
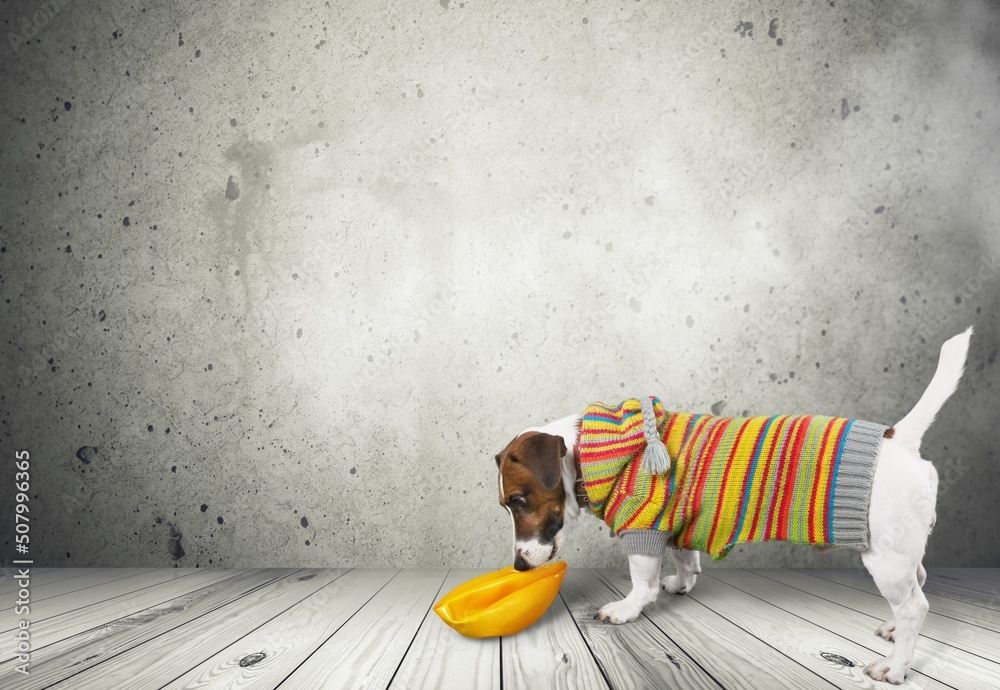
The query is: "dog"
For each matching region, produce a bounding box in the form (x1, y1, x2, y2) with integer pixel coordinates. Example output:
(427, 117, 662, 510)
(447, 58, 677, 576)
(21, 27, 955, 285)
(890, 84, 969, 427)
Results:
(495, 327, 972, 685)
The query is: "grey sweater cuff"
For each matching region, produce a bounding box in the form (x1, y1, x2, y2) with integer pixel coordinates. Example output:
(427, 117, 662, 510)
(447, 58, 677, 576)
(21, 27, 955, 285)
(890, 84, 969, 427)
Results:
(831, 419, 886, 550)
(620, 530, 670, 556)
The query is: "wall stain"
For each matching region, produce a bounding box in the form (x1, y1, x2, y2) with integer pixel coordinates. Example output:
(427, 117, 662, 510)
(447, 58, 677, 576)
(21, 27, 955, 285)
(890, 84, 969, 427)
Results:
(75, 446, 98, 464)
(207, 124, 329, 333)
(768, 18, 784, 45)
(167, 523, 185, 560)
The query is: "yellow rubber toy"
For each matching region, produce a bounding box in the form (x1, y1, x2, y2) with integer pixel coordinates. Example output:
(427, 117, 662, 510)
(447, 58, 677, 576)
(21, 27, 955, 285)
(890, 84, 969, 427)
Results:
(433, 561, 568, 637)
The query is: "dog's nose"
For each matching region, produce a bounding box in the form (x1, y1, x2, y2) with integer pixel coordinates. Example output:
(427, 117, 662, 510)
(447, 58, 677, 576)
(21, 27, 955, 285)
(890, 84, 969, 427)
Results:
(513, 554, 529, 571)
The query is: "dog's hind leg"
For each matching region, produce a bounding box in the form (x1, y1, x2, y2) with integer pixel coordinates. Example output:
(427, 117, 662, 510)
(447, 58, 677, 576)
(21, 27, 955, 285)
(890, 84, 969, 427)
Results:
(862, 547, 928, 684)
(662, 548, 701, 595)
(861, 442, 937, 684)
(877, 561, 928, 642)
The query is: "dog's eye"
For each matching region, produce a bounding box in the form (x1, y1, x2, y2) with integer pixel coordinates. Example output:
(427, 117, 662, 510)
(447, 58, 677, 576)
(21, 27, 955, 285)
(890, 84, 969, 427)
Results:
(509, 495, 528, 508)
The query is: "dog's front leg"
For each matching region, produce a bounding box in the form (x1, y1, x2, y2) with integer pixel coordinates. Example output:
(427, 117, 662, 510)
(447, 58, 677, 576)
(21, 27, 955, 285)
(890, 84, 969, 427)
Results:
(596, 554, 661, 624)
(662, 548, 701, 594)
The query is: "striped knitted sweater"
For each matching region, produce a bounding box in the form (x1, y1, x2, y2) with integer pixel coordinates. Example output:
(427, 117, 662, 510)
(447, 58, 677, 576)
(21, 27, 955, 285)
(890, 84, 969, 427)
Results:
(579, 397, 886, 559)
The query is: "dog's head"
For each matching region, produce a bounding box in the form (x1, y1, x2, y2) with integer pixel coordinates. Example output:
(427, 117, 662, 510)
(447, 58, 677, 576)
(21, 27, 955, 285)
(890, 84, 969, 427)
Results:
(495, 430, 576, 571)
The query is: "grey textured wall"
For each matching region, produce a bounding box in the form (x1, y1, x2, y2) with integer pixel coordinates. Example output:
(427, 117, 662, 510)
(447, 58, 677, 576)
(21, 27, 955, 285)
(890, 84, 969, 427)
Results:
(1, 0, 998, 570)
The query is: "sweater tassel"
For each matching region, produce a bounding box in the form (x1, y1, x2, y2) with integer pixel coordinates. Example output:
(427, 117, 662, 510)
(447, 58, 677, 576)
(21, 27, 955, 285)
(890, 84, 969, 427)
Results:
(639, 396, 671, 475)
(642, 438, 671, 475)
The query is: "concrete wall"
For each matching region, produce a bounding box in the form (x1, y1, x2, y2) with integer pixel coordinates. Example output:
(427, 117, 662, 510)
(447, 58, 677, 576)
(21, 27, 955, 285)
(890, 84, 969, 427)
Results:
(1, 0, 997, 569)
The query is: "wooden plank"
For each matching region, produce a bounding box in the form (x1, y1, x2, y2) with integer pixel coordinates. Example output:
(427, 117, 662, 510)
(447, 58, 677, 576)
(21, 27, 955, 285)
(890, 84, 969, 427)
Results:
(160, 569, 396, 690)
(1, 569, 241, 656)
(0, 568, 58, 576)
(0, 569, 117, 595)
(930, 568, 1000, 586)
(786, 569, 1000, 640)
(560, 568, 720, 689)
(0, 569, 293, 689)
(279, 569, 446, 689)
(501, 583, 609, 690)
(0, 568, 205, 633)
(65, 569, 353, 690)
(721, 569, 997, 689)
(677, 573, 938, 689)
(598, 568, 833, 689)
(922, 570, 1000, 608)
(1, 568, 160, 603)
(387, 569, 500, 690)
(833, 567, 1000, 613)
(920, 578, 1000, 611)
(770, 569, 1000, 660)
(839, 566, 1000, 593)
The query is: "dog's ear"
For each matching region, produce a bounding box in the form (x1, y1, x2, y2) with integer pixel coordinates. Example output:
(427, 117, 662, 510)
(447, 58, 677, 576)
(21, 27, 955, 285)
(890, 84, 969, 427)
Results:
(515, 433, 567, 491)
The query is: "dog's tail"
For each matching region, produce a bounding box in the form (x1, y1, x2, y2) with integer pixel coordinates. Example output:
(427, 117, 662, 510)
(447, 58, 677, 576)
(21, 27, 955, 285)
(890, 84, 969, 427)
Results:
(891, 326, 973, 453)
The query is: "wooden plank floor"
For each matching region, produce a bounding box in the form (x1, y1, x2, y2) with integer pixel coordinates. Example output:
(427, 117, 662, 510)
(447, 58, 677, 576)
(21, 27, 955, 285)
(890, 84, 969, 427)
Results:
(1, 568, 997, 689)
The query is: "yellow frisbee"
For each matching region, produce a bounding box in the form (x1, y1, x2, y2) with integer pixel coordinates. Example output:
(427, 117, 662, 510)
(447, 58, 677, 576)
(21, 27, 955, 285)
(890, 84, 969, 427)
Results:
(433, 561, 568, 638)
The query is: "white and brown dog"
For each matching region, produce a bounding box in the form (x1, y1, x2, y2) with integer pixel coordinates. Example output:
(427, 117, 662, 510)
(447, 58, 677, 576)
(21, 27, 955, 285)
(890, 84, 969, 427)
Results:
(495, 328, 972, 684)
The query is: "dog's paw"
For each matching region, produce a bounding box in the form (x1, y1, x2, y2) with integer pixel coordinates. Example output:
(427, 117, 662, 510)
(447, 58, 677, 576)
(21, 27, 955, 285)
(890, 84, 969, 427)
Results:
(594, 599, 641, 624)
(875, 620, 896, 641)
(661, 574, 695, 595)
(864, 656, 908, 685)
